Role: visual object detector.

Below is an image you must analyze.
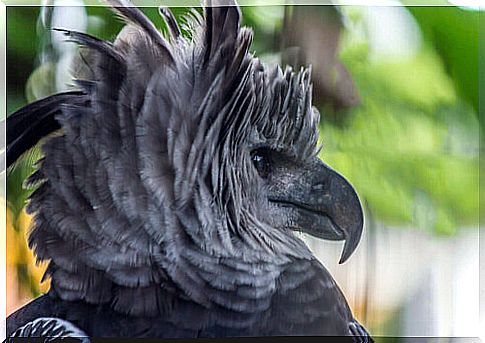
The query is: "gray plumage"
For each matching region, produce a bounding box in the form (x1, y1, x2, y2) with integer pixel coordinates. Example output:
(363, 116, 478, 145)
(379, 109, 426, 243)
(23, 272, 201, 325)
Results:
(6, 0, 371, 340)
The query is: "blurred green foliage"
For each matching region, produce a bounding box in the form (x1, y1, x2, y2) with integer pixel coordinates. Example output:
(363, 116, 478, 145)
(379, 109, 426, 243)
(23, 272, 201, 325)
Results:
(409, 7, 478, 114)
(6, 4, 479, 237)
(320, 7, 478, 235)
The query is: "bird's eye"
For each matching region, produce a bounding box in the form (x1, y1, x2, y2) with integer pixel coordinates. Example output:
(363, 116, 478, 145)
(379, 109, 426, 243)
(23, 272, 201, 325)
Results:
(251, 148, 271, 178)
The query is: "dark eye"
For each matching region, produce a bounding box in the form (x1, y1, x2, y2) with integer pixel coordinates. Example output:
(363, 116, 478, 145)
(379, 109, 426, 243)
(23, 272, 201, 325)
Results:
(251, 148, 271, 178)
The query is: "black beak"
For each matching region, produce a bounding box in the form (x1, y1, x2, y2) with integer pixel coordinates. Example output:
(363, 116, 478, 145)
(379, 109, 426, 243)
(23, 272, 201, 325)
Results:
(315, 162, 363, 263)
(270, 159, 364, 263)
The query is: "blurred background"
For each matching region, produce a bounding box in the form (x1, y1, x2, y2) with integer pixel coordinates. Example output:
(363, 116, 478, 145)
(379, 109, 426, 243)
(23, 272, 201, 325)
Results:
(4, 1, 481, 339)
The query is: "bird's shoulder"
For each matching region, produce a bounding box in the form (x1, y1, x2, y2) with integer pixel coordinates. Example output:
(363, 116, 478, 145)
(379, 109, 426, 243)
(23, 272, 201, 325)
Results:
(6, 293, 199, 338)
(7, 294, 59, 337)
(6, 261, 371, 339)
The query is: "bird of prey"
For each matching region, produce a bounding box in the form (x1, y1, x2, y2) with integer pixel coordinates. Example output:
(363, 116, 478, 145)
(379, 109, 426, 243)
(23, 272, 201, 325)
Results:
(6, 0, 371, 340)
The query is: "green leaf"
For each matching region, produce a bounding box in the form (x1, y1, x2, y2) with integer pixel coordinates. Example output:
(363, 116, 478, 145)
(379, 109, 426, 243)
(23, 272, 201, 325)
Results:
(408, 6, 479, 114)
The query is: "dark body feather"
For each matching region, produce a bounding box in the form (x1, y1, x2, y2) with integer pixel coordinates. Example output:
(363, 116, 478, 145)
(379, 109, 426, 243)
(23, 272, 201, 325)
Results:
(6, 1, 371, 340)
(8, 260, 365, 338)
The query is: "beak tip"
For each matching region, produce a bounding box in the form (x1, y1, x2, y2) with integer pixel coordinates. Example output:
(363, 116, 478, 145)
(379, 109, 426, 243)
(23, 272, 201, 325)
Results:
(338, 226, 362, 264)
(338, 251, 350, 264)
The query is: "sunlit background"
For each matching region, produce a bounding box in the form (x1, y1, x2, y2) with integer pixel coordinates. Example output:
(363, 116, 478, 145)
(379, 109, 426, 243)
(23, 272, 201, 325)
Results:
(4, 1, 481, 339)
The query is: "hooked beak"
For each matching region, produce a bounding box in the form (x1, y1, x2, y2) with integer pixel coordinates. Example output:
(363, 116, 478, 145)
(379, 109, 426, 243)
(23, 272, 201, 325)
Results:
(270, 160, 364, 263)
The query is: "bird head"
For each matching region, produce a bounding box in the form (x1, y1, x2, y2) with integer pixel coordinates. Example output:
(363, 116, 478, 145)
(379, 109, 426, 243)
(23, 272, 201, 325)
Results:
(201, 57, 364, 264)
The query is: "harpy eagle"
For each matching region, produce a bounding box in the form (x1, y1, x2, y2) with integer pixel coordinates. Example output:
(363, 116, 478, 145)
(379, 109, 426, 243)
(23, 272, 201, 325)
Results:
(6, 0, 371, 340)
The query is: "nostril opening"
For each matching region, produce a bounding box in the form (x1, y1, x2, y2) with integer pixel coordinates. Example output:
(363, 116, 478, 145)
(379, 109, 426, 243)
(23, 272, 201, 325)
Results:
(312, 182, 326, 191)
